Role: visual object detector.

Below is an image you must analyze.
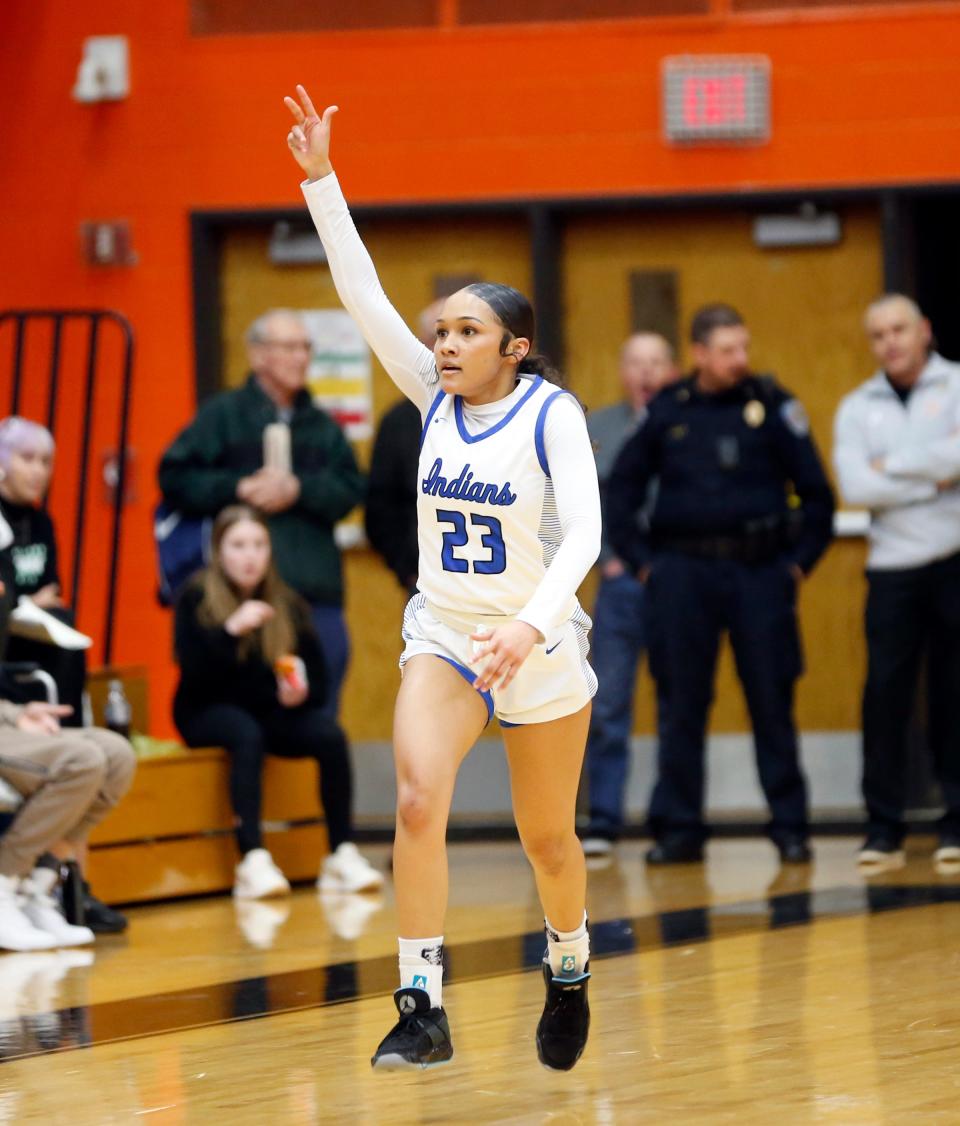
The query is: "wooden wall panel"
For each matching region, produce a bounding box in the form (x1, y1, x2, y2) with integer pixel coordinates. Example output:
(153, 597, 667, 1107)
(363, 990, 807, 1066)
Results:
(563, 205, 881, 733)
(87, 825, 328, 904)
(87, 750, 234, 845)
(87, 753, 329, 903)
(88, 751, 324, 846)
(262, 756, 325, 821)
(563, 206, 882, 428)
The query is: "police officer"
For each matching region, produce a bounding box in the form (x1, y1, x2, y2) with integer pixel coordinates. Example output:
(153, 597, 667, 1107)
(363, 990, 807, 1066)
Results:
(607, 303, 835, 865)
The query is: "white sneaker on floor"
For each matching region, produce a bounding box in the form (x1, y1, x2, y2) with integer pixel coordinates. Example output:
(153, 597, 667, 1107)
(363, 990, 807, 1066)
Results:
(318, 842, 384, 893)
(0, 875, 57, 952)
(934, 840, 960, 865)
(933, 841, 960, 876)
(20, 873, 94, 948)
(856, 845, 906, 871)
(581, 836, 614, 858)
(233, 849, 290, 900)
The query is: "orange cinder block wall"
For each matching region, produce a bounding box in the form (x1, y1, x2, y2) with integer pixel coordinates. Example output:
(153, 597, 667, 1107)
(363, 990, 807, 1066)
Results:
(0, 1, 958, 735)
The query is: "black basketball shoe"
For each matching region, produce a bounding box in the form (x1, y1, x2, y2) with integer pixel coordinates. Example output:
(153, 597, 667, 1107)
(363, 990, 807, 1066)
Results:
(536, 960, 590, 1071)
(370, 987, 453, 1071)
(81, 882, 128, 934)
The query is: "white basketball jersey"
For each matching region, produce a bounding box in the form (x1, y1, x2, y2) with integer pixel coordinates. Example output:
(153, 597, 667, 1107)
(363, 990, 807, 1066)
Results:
(416, 375, 577, 627)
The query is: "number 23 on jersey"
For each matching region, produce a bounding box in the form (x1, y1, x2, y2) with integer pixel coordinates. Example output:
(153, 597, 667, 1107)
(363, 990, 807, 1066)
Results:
(436, 509, 506, 575)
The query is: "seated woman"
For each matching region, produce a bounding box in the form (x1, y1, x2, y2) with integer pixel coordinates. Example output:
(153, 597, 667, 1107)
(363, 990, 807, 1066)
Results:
(0, 417, 86, 726)
(174, 504, 382, 900)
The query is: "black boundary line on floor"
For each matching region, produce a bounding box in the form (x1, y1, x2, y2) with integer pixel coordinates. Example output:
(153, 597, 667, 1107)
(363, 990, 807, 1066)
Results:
(2, 881, 959, 1063)
(91, 823, 942, 864)
(356, 821, 943, 845)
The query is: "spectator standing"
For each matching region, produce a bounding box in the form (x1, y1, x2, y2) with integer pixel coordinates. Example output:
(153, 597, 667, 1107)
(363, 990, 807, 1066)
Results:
(607, 304, 835, 866)
(173, 505, 382, 899)
(365, 301, 445, 596)
(580, 334, 679, 858)
(159, 309, 364, 719)
(833, 294, 960, 870)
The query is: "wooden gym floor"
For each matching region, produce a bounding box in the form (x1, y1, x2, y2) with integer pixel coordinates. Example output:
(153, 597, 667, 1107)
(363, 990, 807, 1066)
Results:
(1, 837, 959, 1125)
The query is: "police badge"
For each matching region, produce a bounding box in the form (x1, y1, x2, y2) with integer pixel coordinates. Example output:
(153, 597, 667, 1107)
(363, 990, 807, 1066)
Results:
(743, 400, 765, 428)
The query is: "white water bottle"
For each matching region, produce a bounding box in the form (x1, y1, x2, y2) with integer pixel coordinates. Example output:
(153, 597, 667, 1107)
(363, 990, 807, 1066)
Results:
(103, 679, 132, 738)
(263, 421, 292, 472)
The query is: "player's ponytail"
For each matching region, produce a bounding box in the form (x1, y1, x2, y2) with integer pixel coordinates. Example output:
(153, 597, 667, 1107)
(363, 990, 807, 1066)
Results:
(517, 351, 565, 386)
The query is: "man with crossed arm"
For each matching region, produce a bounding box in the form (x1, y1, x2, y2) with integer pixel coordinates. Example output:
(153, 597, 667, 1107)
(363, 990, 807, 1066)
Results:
(834, 293, 960, 870)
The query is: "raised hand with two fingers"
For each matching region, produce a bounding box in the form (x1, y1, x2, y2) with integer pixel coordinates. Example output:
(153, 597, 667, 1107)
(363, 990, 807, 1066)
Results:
(283, 84, 338, 181)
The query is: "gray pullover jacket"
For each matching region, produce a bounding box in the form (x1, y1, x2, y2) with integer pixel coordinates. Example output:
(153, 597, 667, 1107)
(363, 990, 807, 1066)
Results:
(834, 352, 960, 570)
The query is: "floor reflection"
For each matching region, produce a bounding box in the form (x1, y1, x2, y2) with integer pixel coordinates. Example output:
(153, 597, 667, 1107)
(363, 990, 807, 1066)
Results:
(2, 878, 959, 1063)
(0, 951, 93, 1061)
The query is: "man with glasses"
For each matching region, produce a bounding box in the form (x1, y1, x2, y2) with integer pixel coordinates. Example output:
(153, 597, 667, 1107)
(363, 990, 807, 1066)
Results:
(159, 309, 364, 718)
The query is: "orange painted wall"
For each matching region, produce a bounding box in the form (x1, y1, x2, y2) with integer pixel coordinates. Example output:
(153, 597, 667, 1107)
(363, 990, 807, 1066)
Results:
(1, 2, 958, 734)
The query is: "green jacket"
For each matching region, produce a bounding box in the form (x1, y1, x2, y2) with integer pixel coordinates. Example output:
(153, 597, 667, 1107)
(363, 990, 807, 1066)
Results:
(159, 375, 364, 606)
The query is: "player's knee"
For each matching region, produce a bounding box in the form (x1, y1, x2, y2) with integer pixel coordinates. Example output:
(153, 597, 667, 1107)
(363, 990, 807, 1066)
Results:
(396, 782, 440, 836)
(522, 831, 573, 877)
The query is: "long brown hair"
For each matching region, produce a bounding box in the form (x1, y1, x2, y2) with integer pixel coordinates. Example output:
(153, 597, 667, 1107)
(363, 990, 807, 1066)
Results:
(197, 505, 299, 664)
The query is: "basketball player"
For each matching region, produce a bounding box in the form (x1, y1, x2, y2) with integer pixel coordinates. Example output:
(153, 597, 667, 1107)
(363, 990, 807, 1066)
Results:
(284, 86, 601, 1072)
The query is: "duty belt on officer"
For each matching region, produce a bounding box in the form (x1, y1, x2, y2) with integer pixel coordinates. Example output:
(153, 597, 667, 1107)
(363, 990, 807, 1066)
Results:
(653, 519, 788, 564)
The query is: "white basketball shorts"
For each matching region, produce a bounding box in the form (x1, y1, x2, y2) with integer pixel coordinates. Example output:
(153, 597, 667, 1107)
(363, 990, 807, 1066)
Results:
(399, 594, 597, 727)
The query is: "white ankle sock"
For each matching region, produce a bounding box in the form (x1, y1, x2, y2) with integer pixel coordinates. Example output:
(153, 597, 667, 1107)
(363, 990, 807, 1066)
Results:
(398, 935, 444, 1008)
(30, 867, 59, 896)
(544, 912, 589, 977)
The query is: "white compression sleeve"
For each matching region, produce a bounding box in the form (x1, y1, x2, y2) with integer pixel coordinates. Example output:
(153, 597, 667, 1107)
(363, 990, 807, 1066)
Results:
(516, 395, 602, 638)
(302, 173, 438, 414)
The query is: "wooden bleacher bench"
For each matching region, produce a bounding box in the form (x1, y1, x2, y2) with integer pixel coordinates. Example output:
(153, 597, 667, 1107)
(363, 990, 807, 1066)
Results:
(84, 667, 329, 905)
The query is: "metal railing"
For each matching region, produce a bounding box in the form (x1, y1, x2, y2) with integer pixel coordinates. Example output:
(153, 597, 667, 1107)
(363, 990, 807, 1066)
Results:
(0, 310, 135, 666)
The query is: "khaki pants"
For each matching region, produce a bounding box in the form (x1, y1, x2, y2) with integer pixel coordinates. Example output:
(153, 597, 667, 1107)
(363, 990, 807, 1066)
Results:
(0, 727, 136, 878)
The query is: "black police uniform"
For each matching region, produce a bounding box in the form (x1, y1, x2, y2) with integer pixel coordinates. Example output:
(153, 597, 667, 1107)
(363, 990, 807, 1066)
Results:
(606, 373, 835, 856)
